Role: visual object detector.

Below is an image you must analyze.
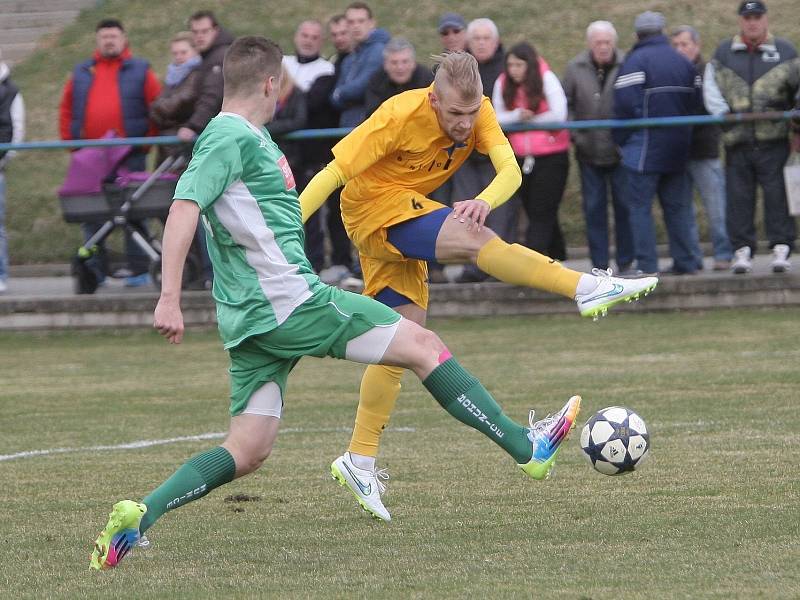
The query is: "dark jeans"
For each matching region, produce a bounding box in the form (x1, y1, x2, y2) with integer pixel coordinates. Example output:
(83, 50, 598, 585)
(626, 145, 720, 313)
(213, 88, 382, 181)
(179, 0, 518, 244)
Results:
(519, 152, 569, 261)
(725, 141, 796, 254)
(624, 168, 700, 274)
(579, 161, 634, 270)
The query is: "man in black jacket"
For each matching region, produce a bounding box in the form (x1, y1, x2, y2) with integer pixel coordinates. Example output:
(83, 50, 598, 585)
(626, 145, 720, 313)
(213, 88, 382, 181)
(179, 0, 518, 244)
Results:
(176, 10, 234, 142)
(454, 17, 519, 283)
(303, 14, 358, 282)
(365, 37, 432, 117)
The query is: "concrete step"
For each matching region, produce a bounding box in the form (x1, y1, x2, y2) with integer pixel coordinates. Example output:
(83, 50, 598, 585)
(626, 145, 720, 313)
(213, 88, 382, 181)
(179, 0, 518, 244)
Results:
(0, 0, 99, 63)
(0, 0, 98, 11)
(0, 26, 64, 44)
(1, 271, 798, 330)
(0, 11, 80, 29)
(0, 41, 39, 63)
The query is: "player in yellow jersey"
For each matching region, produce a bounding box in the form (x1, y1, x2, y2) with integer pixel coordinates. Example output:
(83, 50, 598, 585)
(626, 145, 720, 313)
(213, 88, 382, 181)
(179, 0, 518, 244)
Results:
(299, 52, 658, 521)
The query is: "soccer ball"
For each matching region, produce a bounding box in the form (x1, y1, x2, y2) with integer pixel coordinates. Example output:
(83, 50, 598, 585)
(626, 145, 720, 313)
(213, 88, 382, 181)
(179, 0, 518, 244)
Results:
(579, 406, 650, 475)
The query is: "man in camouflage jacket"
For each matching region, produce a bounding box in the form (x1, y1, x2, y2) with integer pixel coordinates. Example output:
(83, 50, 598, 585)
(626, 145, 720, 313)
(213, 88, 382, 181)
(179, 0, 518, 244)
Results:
(704, 0, 800, 274)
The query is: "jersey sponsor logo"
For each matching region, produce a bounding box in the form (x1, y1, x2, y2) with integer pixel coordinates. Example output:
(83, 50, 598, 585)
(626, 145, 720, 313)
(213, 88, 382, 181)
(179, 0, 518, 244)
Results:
(277, 155, 296, 190)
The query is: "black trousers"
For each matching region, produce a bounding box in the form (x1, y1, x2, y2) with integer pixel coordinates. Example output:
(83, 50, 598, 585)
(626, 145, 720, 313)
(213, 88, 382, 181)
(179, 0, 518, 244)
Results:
(725, 141, 797, 253)
(518, 151, 570, 261)
(301, 161, 354, 272)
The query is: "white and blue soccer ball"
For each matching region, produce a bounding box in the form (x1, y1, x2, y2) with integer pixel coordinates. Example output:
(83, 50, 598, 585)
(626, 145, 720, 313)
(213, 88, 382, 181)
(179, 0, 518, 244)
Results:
(580, 406, 650, 475)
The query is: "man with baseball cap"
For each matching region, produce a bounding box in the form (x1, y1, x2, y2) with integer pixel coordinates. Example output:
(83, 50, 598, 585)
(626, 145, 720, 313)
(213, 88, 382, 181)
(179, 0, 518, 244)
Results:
(438, 12, 467, 52)
(704, 1, 800, 274)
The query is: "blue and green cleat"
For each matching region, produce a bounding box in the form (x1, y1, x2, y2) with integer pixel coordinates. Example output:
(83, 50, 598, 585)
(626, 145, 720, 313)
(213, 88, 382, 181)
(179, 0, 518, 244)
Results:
(519, 395, 581, 480)
(89, 500, 146, 571)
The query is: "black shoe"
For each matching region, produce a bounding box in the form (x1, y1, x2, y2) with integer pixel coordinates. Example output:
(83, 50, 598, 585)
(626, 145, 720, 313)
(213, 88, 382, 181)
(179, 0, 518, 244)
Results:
(455, 269, 488, 283)
(660, 265, 697, 276)
(428, 269, 448, 284)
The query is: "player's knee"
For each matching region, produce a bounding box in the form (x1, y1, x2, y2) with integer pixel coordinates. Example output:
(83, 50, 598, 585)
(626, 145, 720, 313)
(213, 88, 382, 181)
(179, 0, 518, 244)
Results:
(411, 326, 447, 365)
(462, 227, 498, 262)
(225, 439, 273, 476)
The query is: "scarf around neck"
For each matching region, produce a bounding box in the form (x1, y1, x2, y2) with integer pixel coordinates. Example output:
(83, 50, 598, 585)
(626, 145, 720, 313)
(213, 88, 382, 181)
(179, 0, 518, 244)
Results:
(165, 55, 201, 87)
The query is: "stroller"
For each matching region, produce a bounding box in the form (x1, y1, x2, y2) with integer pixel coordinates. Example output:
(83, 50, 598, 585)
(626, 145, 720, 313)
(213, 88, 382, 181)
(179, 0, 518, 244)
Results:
(58, 138, 202, 294)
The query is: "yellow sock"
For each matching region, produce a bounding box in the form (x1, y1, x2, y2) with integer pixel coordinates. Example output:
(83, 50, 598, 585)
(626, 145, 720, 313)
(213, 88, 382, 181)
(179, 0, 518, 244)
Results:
(349, 365, 404, 457)
(476, 237, 581, 299)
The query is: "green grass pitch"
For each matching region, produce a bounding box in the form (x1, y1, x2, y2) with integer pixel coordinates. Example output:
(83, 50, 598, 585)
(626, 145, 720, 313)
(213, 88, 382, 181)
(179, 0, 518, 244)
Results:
(1, 309, 798, 598)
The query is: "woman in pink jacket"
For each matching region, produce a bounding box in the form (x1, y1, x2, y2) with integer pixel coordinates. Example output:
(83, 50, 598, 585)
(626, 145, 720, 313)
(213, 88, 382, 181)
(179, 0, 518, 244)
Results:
(493, 42, 570, 260)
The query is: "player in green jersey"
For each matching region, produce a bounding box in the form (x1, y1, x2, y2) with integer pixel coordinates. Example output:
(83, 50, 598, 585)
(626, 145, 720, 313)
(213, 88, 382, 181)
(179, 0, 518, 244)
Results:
(89, 36, 580, 570)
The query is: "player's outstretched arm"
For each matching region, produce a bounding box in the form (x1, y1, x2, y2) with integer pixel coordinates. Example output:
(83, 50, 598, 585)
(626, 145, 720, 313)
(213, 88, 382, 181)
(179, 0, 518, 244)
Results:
(154, 199, 200, 344)
(297, 161, 348, 223)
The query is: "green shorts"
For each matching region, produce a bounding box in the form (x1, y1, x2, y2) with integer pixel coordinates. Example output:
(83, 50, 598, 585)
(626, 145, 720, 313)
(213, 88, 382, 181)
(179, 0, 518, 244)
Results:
(227, 285, 401, 416)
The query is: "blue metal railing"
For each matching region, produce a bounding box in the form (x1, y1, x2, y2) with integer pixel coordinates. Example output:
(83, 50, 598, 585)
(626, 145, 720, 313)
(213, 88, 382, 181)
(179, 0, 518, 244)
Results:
(0, 110, 797, 151)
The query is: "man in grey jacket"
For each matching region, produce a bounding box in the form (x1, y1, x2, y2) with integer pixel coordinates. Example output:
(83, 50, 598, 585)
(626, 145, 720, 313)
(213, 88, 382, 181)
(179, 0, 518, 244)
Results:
(563, 21, 634, 274)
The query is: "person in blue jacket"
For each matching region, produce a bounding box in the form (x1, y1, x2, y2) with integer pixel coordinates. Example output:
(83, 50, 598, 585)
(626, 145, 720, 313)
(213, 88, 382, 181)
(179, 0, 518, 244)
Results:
(613, 11, 703, 275)
(330, 2, 390, 127)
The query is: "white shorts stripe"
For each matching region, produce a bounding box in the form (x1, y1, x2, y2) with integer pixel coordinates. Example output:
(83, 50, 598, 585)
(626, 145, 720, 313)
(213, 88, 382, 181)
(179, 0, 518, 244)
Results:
(345, 321, 401, 364)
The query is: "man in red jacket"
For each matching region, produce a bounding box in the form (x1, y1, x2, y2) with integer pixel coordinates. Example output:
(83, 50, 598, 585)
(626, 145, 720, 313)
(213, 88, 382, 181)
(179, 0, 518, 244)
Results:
(59, 18, 162, 286)
(60, 19, 161, 153)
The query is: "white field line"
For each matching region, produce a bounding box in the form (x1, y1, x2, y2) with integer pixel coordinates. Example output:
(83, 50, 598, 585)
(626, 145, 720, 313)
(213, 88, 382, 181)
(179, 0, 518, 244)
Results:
(0, 426, 417, 463)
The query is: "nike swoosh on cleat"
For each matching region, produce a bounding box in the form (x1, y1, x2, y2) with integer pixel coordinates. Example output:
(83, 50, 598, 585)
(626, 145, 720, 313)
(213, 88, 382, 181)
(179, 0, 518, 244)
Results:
(342, 462, 372, 496)
(580, 283, 625, 304)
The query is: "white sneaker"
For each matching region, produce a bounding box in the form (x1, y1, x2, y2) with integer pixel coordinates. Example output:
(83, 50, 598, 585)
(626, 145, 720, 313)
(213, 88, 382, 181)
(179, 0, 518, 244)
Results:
(319, 264, 351, 285)
(339, 275, 364, 291)
(575, 268, 659, 320)
(731, 246, 752, 274)
(330, 452, 391, 522)
(770, 244, 791, 273)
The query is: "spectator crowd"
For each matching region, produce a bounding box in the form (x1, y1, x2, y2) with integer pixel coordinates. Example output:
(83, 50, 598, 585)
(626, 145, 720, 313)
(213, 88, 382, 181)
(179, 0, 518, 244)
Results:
(0, 0, 798, 294)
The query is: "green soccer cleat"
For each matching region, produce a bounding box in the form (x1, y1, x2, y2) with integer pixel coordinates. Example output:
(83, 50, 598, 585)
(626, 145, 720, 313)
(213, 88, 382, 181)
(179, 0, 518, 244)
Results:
(576, 268, 658, 320)
(89, 500, 147, 571)
(519, 395, 581, 480)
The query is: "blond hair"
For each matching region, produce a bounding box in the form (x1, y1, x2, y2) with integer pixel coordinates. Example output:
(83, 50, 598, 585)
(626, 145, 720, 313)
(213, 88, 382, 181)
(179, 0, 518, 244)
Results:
(432, 51, 482, 101)
(278, 64, 296, 101)
(170, 31, 195, 47)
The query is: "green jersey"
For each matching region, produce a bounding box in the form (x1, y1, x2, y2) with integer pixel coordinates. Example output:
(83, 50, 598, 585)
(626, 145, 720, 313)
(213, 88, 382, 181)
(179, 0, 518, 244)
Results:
(174, 112, 324, 349)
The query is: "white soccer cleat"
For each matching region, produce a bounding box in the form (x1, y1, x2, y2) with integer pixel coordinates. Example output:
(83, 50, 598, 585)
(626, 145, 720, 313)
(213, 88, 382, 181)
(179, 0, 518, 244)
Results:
(576, 268, 658, 320)
(331, 452, 391, 522)
(770, 244, 791, 273)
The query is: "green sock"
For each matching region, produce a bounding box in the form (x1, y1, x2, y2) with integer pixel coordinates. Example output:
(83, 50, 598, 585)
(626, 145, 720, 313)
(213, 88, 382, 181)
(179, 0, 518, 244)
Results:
(139, 446, 236, 533)
(422, 358, 532, 463)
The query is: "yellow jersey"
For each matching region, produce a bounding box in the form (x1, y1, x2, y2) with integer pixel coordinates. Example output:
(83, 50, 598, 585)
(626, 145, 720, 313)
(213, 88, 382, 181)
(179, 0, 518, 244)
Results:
(332, 84, 508, 239)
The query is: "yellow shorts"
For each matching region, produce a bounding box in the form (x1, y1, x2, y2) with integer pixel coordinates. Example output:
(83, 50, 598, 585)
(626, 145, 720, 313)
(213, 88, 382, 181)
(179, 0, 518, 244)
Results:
(344, 189, 445, 310)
